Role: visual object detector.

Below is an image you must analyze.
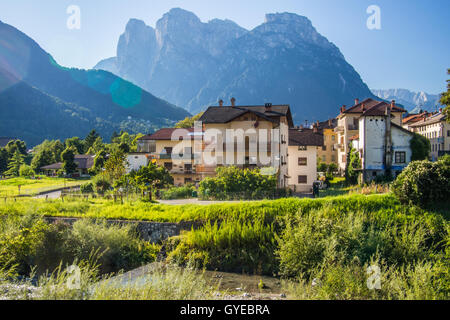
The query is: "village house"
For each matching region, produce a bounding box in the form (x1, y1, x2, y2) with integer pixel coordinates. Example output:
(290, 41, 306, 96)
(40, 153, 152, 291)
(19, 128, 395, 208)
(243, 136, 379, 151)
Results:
(408, 110, 450, 161)
(287, 127, 323, 192)
(197, 99, 293, 188)
(314, 119, 338, 165)
(40, 154, 95, 177)
(132, 99, 296, 188)
(132, 128, 201, 186)
(335, 98, 406, 172)
(402, 111, 434, 130)
(350, 101, 414, 181)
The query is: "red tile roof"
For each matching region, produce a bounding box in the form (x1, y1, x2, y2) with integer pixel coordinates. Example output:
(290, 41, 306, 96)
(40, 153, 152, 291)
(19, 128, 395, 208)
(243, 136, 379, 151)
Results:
(343, 98, 405, 114)
(139, 128, 196, 141)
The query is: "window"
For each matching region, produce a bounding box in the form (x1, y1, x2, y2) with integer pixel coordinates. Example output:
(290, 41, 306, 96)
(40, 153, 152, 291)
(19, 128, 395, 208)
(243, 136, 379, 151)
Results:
(164, 162, 173, 171)
(298, 146, 307, 151)
(298, 157, 307, 166)
(322, 145, 327, 151)
(164, 147, 172, 154)
(331, 136, 335, 142)
(298, 175, 307, 184)
(184, 163, 192, 172)
(331, 155, 336, 162)
(447, 130, 450, 137)
(184, 178, 192, 184)
(395, 151, 406, 164)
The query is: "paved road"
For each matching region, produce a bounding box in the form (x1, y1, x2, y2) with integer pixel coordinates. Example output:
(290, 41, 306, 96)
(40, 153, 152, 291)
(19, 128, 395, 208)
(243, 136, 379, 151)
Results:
(34, 190, 62, 199)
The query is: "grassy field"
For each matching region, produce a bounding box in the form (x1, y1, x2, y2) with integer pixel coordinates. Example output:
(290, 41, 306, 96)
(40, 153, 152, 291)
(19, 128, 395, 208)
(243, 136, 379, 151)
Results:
(0, 193, 439, 222)
(0, 192, 449, 300)
(0, 176, 88, 197)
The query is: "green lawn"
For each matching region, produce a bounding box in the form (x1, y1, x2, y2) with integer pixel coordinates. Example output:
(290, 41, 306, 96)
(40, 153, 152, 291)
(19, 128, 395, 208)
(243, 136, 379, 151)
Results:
(0, 176, 88, 197)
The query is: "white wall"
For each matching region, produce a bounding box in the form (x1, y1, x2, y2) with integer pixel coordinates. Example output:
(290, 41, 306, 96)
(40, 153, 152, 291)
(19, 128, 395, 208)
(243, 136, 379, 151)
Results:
(287, 146, 317, 193)
(126, 154, 149, 173)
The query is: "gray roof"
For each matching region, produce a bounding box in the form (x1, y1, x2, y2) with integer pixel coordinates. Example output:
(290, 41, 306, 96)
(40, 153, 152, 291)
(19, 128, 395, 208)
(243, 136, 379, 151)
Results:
(40, 155, 94, 170)
(289, 128, 324, 147)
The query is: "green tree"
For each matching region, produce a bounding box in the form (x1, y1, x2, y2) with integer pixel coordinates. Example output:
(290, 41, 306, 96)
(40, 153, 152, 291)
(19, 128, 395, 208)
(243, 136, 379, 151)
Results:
(31, 148, 54, 172)
(61, 146, 78, 175)
(175, 112, 204, 128)
(345, 145, 361, 186)
(410, 133, 430, 161)
(91, 150, 108, 174)
(5, 150, 25, 177)
(84, 129, 100, 153)
(133, 162, 173, 201)
(19, 164, 34, 177)
(118, 142, 130, 153)
(86, 136, 105, 155)
(65, 137, 84, 154)
(5, 140, 27, 156)
(104, 150, 127, 182)
(0, 147, 8, 175)
(439, 68, 450, 122)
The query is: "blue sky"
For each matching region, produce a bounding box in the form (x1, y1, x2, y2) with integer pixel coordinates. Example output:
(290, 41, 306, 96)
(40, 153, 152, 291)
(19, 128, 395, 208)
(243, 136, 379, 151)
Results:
(0, 0, 448, 94)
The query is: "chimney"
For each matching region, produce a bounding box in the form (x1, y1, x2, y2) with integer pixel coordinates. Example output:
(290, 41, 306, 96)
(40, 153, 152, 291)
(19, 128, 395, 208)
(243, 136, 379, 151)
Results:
(340, 105, 346, 113)
(219, 99, 224, 107)
(328, 119, 332, 126)
(313, 126, 318, 133)
(390, 100, 395, 110)
(355, 98, 359, 105)
(230, 97, 236, 107)
(362, 104, 366, 112)
(265, 103, 272, 111)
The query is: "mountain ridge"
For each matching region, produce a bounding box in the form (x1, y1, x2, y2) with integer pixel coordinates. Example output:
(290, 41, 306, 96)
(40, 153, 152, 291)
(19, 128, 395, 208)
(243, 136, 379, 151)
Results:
(0, 20, 190, 146)
(94, 8, 376, 123)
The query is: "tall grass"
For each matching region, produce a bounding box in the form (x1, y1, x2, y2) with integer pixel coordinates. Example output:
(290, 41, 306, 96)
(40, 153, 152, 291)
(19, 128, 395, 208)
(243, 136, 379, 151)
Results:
(0, 262, 216, 300)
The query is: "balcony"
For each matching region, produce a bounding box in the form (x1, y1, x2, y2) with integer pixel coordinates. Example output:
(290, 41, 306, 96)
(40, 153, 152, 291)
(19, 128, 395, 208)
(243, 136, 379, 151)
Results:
(158, 153, 198, 160)
(348, 124, 359, 131)
(334, 126, 344, 133)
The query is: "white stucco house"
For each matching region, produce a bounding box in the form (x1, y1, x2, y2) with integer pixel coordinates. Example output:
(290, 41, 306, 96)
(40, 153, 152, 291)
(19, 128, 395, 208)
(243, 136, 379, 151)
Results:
(126, 153, 150, 173)
(287, 127, 323, 192)
(351, 102, 415, 182)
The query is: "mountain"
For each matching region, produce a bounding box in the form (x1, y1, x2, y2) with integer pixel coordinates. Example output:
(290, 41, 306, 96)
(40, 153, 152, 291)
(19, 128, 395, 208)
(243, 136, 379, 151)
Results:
(0, 20, 190, 146)
(95, 8, 376, 123)
(372, 88, 443, 114)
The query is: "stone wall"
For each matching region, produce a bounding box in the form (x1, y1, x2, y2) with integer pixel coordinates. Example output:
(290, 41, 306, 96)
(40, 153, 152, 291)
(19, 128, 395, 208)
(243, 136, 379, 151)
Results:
(43, 217, 202, 243)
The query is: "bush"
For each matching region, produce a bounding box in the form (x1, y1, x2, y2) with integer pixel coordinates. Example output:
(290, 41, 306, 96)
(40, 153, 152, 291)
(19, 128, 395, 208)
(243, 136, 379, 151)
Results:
(198, 166, 277, 200)
(92, 174, 111, 194)
(19, 165, 34, 178)
(0, 216, 159, 276)
(80, 182, 94, 194)
(167, 219, 277, 274)
(392, 158, 450, 207)
(160, 185, 196, 200)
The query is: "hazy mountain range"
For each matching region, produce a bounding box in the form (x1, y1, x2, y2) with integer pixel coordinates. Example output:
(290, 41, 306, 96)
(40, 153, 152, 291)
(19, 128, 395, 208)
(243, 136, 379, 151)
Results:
(95, 8, 377, 123)
(0, 20, 189, 146)
(372, 88, 443, 114)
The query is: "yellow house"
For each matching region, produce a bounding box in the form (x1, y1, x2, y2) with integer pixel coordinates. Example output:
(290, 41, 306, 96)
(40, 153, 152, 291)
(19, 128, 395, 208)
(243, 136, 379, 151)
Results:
(314, 119, 338, 165)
